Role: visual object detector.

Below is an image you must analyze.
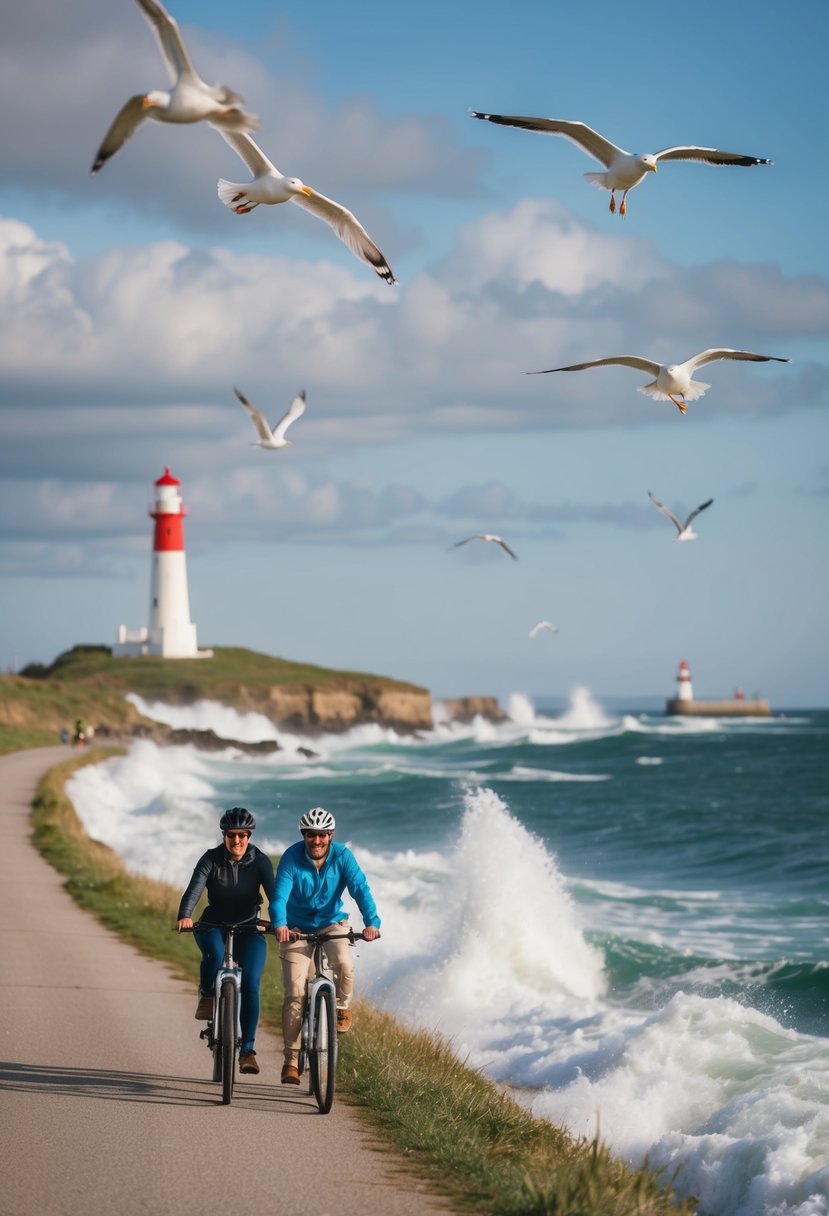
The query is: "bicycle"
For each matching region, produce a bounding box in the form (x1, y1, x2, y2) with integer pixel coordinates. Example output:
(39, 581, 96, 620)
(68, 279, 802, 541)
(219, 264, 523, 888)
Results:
(178, 917, 269, 1105)
(290, 928, 368, 1114)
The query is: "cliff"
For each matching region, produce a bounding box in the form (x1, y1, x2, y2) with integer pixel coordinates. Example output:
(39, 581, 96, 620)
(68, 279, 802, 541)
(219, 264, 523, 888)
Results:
(439, 696, 507, 724)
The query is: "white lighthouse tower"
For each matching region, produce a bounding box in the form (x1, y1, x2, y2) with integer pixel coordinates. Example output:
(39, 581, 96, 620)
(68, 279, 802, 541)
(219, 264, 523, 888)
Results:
(675, 659, 694, 703)
(113, 468, 211, 659)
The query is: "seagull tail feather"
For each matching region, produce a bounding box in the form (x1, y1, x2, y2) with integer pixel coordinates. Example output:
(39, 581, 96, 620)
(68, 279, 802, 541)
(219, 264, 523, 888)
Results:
(584, 172, 611, 192)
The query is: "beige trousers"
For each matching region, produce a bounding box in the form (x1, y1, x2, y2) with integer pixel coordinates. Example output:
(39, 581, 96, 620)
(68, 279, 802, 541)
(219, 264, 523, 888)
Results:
(279, 922, 354, 1064)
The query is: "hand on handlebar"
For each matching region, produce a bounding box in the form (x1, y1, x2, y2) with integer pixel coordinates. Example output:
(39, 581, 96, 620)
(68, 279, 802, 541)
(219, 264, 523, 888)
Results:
(362, 925, 381, 941)
(177, 917, 194, 932)
(274, 925, 292, 944)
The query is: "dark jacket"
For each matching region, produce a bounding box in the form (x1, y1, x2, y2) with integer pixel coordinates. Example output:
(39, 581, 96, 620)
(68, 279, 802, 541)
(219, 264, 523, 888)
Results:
(177, 843, 275, 925)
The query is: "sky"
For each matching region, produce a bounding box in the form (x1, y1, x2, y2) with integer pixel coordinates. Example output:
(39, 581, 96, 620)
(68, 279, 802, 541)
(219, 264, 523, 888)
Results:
(2, 0, 827, 707)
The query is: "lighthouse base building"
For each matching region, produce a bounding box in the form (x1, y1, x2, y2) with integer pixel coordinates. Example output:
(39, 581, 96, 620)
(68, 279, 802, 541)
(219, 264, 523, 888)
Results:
(112, 467, 212, 660)
(665, 659, 770, 718)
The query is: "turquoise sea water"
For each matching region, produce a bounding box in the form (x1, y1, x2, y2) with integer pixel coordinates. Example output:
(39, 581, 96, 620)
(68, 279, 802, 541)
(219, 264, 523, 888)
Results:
(67, 689, 829, 1216)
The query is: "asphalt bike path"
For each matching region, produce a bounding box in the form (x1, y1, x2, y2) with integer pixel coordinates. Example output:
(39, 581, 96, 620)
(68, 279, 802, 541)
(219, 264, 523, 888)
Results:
(0, 748, 449, 1216)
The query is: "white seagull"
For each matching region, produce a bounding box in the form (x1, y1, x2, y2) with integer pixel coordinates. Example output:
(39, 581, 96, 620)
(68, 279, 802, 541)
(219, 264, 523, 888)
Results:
(469, 112, 771, 216)
(216, 131, 397, 285)
(91, 0, 259, 175)
(452, 534, 518, 560)
(648, 491, 713, 542)
(234, 386, 306, 450)
(529, 620, 559, 638)
(527, 349, 790, 414)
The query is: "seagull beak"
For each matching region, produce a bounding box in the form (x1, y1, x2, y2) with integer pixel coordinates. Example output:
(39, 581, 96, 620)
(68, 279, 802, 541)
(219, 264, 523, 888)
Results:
(650, 164, 658, 173)
(300, 185, 314, 197)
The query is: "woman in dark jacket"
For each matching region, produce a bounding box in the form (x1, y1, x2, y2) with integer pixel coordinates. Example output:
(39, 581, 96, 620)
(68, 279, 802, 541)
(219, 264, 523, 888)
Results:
(177, 807, 274, 1075)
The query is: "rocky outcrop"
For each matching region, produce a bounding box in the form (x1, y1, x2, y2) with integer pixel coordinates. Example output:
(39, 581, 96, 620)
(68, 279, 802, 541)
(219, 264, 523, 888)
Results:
(439, 696, 507, 724)
(93, 723, 318, 756)
(254, 685, 434, 733)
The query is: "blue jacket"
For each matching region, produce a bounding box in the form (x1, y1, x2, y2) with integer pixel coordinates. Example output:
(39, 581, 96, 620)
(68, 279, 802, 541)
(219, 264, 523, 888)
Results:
(269, 840, 380, 932)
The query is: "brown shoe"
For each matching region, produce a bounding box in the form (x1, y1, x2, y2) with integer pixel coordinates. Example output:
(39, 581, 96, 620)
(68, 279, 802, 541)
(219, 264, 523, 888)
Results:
(281, 1063, 300, 1085)
(239, 1051, 259, 1075)
(336, 1008, 353, 1033)
(195, 994, 213, 1020)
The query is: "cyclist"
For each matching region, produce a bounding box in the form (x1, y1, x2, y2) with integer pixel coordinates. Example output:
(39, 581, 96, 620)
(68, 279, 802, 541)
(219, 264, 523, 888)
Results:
(177, 807, 274, 1075)
(270, 807, 381, 1085)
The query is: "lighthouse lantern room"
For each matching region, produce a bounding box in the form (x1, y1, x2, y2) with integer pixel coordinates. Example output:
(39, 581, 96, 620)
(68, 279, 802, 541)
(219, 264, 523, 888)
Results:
(113, 468, 212, 659)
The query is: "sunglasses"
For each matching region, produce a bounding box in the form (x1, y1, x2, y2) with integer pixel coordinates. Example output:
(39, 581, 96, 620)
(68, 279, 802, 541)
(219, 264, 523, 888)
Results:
(302, 831, 331, 839)
(224, 831, 250, 841)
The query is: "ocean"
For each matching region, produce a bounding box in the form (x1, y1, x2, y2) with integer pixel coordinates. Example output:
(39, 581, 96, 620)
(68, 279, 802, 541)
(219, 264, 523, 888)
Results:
(66, 688, 829, 1216)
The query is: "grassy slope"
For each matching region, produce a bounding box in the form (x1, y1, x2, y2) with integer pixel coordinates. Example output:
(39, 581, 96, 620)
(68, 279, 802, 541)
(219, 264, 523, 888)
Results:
(30, 748, 695, 1216)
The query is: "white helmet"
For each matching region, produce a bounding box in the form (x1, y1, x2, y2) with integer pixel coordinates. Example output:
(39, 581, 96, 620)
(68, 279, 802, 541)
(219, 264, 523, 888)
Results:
(298, 806, 335, 833)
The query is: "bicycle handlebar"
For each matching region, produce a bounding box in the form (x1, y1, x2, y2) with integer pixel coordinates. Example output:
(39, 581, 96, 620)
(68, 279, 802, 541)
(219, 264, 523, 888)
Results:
(175, 918, 271, 933)
(288, 928, 373, 944)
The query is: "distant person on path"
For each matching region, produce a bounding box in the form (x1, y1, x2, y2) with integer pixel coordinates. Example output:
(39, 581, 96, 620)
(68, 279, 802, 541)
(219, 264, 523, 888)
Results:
(270, 807, 381, 1085)
(177, 808, 274, 1075)
(73, 718, 87, 746)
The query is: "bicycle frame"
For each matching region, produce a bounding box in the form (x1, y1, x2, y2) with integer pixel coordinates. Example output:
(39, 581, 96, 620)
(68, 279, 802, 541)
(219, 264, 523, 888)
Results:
(302, 942, 336, 1058)
(211, 926, 242, 1044)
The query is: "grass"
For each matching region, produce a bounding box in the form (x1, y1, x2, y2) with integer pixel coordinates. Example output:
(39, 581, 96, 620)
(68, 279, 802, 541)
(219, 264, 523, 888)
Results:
(30, 749, 695, 1216)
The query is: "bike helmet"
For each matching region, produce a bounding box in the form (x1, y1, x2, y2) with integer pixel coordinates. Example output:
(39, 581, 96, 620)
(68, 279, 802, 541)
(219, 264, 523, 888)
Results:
(298, 807, 335, 833)
(219, 807, 256, 833)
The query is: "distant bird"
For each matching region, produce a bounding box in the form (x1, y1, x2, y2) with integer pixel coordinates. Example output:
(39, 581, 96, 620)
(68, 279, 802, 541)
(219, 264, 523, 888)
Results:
(648, 491, 713, 542)
(453, 534, 518, 560)
(216, 131, 397, 285)
(234, 386, 306, 450)
(90, 0, 259, 175)
(527, 349, 789, 414)
(469, 112, 771, 216)
(529, 620, 559, 638)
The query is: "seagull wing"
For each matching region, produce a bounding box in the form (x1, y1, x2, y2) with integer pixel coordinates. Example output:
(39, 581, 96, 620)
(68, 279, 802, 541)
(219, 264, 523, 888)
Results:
(529, 620, 558, 637)
(217, 130, 280, 178)
(648, 491, 683, 536)
(470, 112, 624, 168)
(291, 188, 396, 284)
(495, 538, 519, 560)
(527, 355, 661, 376)
(234, 387, 274, 443)
(272, 391, 307, 443)
(452, 536, 477, 548)
(91, 96, 151, 175)
(685, 348, 790, 372)
(654, 145, 772, 168)
(683, 498, 714, 529)
(135, 0, 198, 84)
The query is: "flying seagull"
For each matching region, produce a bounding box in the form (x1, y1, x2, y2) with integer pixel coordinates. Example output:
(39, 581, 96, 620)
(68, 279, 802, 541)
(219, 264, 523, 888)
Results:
(529, 620, 559, 638)
(526, 349, 789, 414)
(234, 386, 306, 449)
(648, 491, 713, 542)
(469, 112, 771, 216)
(453, 534, 518, 560)
(216, 131, 397, 285)
(90, 0, 259, 175)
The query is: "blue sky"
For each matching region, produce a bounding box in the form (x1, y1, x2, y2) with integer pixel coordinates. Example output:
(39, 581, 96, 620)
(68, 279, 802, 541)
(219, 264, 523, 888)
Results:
(1, 0, 827, 706)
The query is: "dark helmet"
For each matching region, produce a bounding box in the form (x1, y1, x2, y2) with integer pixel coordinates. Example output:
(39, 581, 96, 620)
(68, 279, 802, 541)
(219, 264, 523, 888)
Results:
(219, 807, 256, 833)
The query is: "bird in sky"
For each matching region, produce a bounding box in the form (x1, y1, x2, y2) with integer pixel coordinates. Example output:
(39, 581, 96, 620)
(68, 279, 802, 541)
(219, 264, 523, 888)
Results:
(234, 387, 306, 449)
(648, 491, 713, 542)
(469, 113, 771, 216)
(215, 131, 397, 285)
(452, 534, 518, 560)
(90, 0, 259, 175)
(526, 349, 789, 414)
(529, 620, 559, 638)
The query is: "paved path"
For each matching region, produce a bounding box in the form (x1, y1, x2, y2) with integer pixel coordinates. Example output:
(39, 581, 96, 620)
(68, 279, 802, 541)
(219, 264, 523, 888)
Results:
(0, 748, 449, 1216)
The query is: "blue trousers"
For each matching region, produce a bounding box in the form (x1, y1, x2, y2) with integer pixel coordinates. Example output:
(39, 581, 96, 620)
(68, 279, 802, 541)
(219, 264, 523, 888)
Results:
(194, 926, 266, 1054)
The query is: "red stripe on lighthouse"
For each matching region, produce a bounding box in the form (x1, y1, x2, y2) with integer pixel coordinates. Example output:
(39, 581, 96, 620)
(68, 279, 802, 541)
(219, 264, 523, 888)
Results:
(152, 513, 185, 551)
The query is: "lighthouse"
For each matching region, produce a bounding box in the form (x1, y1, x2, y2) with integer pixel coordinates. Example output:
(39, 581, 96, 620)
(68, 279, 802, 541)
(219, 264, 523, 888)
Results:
(675, 659, 694, 702)
(113, 468, 211, 659)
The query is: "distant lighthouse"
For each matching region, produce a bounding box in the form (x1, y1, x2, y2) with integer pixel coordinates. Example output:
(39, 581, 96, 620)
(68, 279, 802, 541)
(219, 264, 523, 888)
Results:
(113, 468, 211, 660)
(676, 658, 694, 702)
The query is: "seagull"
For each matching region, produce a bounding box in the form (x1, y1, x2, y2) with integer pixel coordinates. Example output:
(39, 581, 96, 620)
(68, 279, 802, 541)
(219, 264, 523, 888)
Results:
(216, 131, 397, 285)
(648, 491, 713, 542)
(234, 386, 306, 450)
(529, 620, 559, 638)
(526, 349, 790, 414)
(452, 534, 518, 560)
(90, 0, 259, 175)
(469, 112, 771, 216)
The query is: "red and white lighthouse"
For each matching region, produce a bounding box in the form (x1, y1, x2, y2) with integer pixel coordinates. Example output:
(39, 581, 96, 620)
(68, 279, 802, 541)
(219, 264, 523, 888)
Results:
(113, 467, 210, 659)
(676, 659, 694, 702)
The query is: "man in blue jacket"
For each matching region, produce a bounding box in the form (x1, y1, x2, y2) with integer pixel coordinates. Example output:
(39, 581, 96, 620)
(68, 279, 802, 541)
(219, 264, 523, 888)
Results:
(270, 807, 381, 1085)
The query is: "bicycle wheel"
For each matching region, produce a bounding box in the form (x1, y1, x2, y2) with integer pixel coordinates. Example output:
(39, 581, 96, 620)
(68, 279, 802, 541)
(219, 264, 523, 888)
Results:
(211, 1024, 222, 1083)
(220, 979, 237, 1105)
(309, 986, 337, 1114)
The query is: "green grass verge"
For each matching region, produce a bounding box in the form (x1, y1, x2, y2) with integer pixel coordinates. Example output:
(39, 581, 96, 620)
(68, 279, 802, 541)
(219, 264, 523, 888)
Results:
(31, 750, 695, 1216)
